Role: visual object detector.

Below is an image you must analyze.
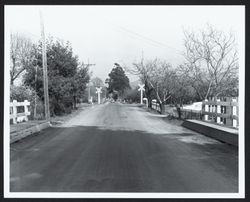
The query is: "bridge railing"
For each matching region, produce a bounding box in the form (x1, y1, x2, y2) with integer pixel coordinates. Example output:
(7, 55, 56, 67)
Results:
(10, 100, 31, 124)
(202, 97, 238, 128)
(149, 97, 238, 128)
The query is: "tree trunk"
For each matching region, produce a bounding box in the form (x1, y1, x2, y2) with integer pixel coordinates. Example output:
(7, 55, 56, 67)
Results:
(145, 80, 153, 108)
(205, 80, 213, 100)
(174, 102, 181, 119)
(73, 96, 77, 109)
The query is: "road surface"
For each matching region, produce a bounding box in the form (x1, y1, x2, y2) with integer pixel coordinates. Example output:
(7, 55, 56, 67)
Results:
(10, 102, 238, 192)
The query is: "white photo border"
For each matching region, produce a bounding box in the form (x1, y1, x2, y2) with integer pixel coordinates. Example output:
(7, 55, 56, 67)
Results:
(3, 5, 245, 199)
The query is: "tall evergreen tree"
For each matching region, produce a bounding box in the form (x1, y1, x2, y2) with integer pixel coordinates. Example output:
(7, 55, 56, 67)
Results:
(106, 63, 130, 99)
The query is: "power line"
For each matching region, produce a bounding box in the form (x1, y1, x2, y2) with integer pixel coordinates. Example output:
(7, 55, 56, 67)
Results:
(83, 59, 96, 68)
(103, 18, 182, 54)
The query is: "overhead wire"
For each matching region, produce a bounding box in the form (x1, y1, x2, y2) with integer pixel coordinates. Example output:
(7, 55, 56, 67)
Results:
(103, 18, 183, 55)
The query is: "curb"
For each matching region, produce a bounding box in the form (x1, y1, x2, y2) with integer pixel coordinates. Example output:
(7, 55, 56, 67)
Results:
(182, 120, 238, 146)
(10, 121, 51, 144)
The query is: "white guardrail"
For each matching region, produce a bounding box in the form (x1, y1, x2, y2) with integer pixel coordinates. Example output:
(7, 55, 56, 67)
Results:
(10, 100, 31, 124)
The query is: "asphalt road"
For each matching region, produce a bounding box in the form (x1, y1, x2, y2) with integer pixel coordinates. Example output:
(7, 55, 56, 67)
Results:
(10, 102, 238, 192)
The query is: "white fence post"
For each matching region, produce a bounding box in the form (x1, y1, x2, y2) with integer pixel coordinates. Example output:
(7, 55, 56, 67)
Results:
(232, 98, 237, 128)
(204, 99, 208, 121)
(24, 100, 29, 122)
(12, 100, 17, 124)
(152, 99, 156, 110)
(143, 98, 148, 108)
(216, 98, 221, 124)
(10, 100, 31, 124)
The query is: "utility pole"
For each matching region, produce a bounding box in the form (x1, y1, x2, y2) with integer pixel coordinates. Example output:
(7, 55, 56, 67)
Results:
(34, 64, 38, 120)
(88, 83, 91, 102)
(88, 81, 92, 103)
(40, 11, 50, 120)
(85, 59, 96, 102)
(83, 59, 96, 69)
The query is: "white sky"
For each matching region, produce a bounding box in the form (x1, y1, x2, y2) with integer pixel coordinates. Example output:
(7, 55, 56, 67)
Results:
(5, 5, 244, 82)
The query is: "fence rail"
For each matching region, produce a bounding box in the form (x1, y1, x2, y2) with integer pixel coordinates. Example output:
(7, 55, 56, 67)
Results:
(175, 109, 202, 120)
(151, 99, 161, 113)
(150, 97, 238, 128)
(10, 100, 30, 124)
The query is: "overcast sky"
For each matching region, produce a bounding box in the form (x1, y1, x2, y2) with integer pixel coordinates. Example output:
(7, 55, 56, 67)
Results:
(5, 5, 244, 82)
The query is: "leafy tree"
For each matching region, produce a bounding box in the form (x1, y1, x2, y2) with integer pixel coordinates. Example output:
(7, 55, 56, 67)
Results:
(69, 65, 90, 108)
(10, 85, 37, 102)
(106, 63, 131, 99)
(47, 40, 78, 78)
(24, 38, 90, 115)
(124, 88, 140, 103)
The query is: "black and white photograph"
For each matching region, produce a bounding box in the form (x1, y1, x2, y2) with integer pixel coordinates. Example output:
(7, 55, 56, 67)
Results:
(4, 5, 245, 198)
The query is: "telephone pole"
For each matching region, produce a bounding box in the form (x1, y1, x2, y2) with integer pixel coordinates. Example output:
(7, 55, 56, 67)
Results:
(83, 58, 96, 68)
(85, 59, 96, 102)
(40, 11, 50, 120)
(34, 64, 38, 120)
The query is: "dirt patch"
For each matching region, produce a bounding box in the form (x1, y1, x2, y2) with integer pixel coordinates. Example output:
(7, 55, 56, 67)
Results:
(50, 103, 92, 126)
(162, 116, 184, 126)
(141, 105, 183, 126)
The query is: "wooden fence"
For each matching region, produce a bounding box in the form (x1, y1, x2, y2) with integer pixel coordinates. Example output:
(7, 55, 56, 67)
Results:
(150, 97, 238, 128)
(176, 109, 203, 120)
(10, 100, 31, 124)
(151, 100, 201, 119)
(151, 99, 161, 112)
(202, 97, 238, 128)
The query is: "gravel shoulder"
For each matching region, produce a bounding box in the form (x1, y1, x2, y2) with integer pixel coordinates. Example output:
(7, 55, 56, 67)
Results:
(50, 103, 93, 126)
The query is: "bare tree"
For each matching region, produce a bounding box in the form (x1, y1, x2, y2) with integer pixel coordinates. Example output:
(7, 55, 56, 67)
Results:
(10, 33, 34, 85)
(126, 58, 178, 109)
(150, 60, 178, 104)
(182, 24, 238, 99)
(125, 57, 155, 107)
